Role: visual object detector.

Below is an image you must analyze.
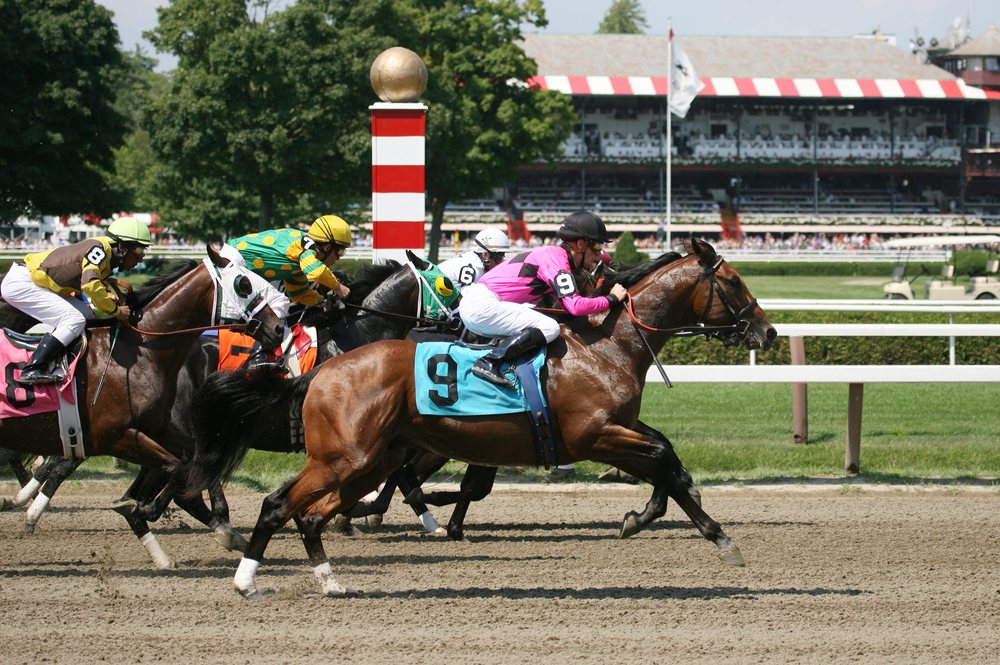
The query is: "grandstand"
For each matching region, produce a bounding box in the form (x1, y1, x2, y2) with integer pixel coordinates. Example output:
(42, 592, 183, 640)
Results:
(448, 31, 1000, 235)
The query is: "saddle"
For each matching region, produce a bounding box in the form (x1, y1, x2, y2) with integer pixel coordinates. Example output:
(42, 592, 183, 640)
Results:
(413, 339, 560, 468)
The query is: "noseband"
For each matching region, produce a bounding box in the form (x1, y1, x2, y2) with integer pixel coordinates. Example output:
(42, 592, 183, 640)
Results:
(696, 257, 758, 347)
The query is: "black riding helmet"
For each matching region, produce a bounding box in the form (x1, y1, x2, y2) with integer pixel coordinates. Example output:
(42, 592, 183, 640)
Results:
(557, 210, 609, 243)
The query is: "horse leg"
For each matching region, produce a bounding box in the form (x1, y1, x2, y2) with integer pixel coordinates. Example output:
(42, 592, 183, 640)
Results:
(444, 465, 497, 541)
(595, 425, 744, 566)
(635, 420, 701, 507)
(202, 480, 246, 552)
(393, 461, 448, 535)
(109, 498, 175, 570)
(10, 455, 60, 508)
(24, 457, 83, 533)
(237, 460, 353, 598)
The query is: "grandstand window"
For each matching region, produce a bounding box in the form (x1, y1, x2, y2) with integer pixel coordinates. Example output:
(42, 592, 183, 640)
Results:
(986, 57, 1000, 72)
(710, 124, 728, 138)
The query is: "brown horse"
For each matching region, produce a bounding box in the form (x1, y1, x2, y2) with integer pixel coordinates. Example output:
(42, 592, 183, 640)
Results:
(197, 239, 775, 597)
(0, 244, 284, 565)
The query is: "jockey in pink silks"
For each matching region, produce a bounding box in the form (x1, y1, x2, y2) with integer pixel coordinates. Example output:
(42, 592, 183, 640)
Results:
(458, 210, 628, 389)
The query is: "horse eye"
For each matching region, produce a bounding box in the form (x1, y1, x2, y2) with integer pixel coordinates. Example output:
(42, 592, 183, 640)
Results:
(234, 275, 253, 297)
(728, 276, 742, 290)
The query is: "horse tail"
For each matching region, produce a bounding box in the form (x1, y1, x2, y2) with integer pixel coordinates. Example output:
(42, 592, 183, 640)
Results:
(185, 366, 319, 496)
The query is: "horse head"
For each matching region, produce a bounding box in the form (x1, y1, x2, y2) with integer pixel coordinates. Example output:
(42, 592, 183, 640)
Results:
(687, 238, 775, 351)
(205, 242, 284, 351)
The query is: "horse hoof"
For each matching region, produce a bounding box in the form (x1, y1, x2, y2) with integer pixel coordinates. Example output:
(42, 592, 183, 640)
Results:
(0, 497, 11, 512)
(330, 514, 355, 536)
(23, 522, 35, 534)
(365, 514, 383, 530)
(619, 512, 641, 539)
(216, 530, 249, 553)
(109, 498, 137, 517)
(718, 544, 745, 567)
(238, 587, 273, 600)
(427, 526, 448, 537)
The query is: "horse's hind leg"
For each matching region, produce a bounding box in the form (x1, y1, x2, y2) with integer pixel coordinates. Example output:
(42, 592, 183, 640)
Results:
(24, 457, 83, 533)
(10, 455, 59, 508)
(109, 498, 175, 570)
(635, 421, 701, 507)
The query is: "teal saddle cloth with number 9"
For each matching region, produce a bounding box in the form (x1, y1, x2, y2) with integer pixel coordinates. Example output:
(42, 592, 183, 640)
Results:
(413, 341, 547, 417)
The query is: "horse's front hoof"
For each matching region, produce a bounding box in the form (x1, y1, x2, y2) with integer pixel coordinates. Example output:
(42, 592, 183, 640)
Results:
(364, 514, 383, 530)
(330, 514, 355, 536)
(426, 526, 447, 537)
(23, 521, 35, 534)
(215, 530, 249, 553)
(619, 512, 641, 539)
(0, 497, 12, 512)
(238, 587, 273, 600)
(718, 543, 745, 567)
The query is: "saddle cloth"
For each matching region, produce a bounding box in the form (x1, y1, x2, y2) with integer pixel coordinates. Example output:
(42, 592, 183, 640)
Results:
(414, 341, 546, 417)
(0, 329, 86, 458)
(218, 325, 317, 376)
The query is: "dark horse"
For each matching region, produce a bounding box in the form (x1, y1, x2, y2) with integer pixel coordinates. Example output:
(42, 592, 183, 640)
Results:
(192, 239, 776, 597)
(0, 245, 283, 565)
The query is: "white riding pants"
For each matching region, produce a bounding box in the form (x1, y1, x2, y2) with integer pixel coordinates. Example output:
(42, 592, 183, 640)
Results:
(218, 243, 291, 319)
(0, 263, 92, 346)
(458, 283, 560, 342)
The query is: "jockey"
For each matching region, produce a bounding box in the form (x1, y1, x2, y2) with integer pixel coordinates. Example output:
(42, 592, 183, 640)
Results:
(219, 214, 353, 319)
(437, 227, 511, 288)
(0, 216, 151, 385)
(459, 210, 628, 389)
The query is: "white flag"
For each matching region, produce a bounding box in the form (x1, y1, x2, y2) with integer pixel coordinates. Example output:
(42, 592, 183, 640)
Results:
(669, 35, 702, 119)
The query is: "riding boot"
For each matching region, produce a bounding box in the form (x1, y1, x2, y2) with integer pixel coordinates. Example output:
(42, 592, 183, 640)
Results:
(471, 327, 546, 390)
(18, 334, 66, 385)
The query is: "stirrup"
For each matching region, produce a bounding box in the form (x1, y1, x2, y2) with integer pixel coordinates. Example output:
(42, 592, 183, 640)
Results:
(17, 369, 62, 385)
(471, 360, 515, 389)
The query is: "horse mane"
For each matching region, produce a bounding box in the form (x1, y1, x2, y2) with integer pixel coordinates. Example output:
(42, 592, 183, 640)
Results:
(596, 252, 684, 293)
(131, 260, 199, 308)
(344, 260, 402, 305)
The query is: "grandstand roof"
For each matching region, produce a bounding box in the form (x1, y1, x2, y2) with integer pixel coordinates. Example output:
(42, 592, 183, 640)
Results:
(522, 34, 998, 100)
(948, 25, 1000, 57)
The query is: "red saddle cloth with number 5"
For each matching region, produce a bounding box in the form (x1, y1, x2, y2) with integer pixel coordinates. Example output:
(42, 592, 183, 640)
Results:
(0, 330, 83, 419)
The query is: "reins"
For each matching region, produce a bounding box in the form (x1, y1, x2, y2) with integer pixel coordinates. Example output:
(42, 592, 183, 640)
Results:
(123, 320, 254, 337)
(343, 302, 460, 332)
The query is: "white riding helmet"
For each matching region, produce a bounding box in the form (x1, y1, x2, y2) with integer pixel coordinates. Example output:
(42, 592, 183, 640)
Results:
(474, 228, 510, 254)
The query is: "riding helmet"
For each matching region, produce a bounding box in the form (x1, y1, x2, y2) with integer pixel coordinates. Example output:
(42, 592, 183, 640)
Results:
(557, 211, 609, 243)
(107, 216, 152, 246)
(308, 215, 352, 247)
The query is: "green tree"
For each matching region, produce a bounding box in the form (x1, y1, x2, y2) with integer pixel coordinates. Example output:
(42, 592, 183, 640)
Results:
(612, 231, 649, 265)
(145, 0, 575, 250)
(146, 0, 374, 238)
(110, 49, 171, 212)
(381, 0, 575, 261)
(0, 0, 129, 223)
(597, 0, 648, 34)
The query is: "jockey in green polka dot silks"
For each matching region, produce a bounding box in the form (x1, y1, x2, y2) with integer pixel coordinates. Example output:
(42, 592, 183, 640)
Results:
(219, 215, 352, 319)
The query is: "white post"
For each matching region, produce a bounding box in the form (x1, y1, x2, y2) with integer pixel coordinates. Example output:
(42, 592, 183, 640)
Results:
(666, 20, 673, 250)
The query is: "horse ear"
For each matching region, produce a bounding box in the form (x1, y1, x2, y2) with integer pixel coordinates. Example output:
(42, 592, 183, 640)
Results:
(405, 249, 430, 270)
(691, 238, 718, 267)
(208, 241, 230, 268)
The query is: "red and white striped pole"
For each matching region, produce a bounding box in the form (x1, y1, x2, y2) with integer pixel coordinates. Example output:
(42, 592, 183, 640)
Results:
(370, 102, 426, 263)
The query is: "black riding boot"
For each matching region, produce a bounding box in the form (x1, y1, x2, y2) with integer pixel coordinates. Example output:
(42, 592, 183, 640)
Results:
(18, 334, 66, 385)
(471, 327, 546, 390)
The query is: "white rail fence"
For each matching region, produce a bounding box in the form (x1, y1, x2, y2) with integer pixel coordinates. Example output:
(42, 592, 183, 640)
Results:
(645, 300, 1000, 474)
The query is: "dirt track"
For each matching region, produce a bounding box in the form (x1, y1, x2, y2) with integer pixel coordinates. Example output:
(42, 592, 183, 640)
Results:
(1, 481, 999, 664)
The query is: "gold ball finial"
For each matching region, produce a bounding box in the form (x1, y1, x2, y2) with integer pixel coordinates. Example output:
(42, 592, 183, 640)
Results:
(370, 47, 428, 102)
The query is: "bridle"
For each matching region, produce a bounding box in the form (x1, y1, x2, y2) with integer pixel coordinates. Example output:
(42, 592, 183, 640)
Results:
(622, 254, 758, 387)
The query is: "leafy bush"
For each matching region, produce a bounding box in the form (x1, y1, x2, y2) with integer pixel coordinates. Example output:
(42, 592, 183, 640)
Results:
(612, 231, 649, 266)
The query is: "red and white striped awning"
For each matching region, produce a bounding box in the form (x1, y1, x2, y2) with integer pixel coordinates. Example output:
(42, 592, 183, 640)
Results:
(527, 75, 1000, 100)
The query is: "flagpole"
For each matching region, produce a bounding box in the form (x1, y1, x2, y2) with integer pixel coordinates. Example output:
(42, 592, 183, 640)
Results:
(666, 19, 673, 250)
